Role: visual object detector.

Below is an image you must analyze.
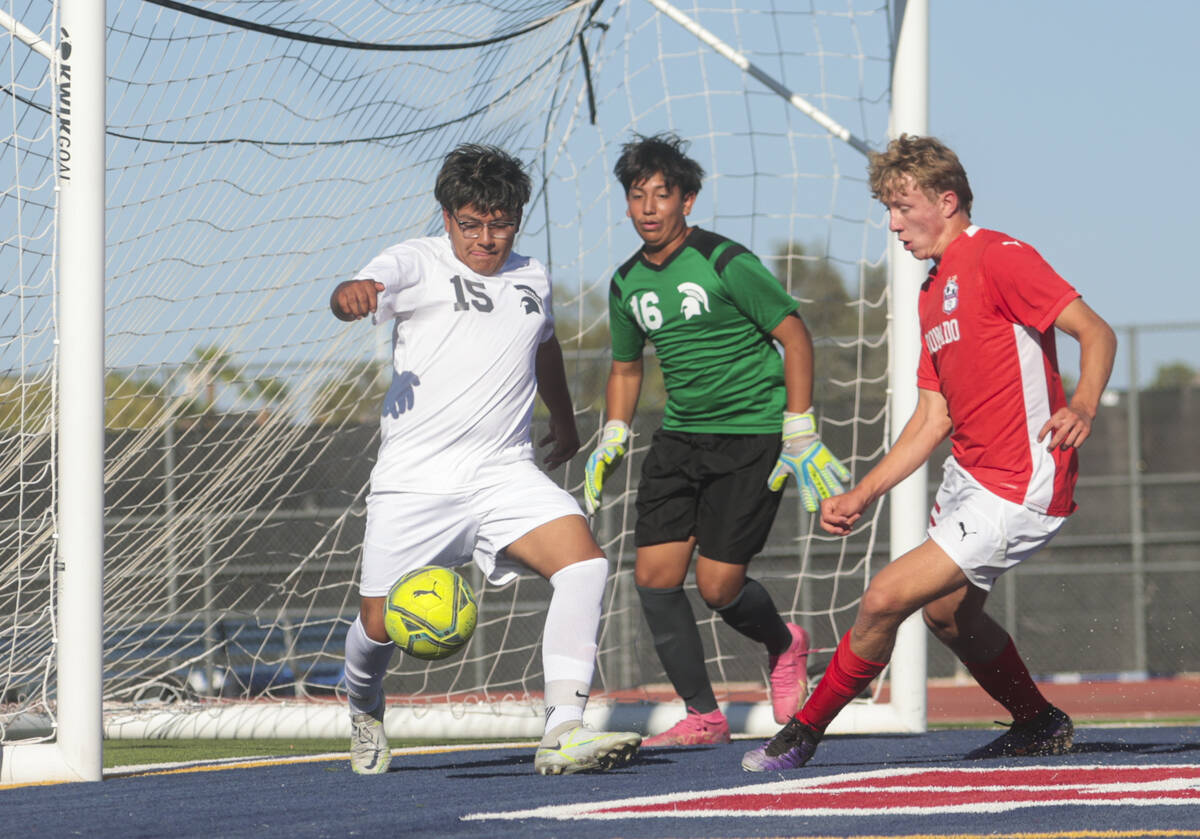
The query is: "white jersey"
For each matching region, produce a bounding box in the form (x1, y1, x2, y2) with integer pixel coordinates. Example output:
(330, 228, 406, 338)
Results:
(354, 234, 555, 492)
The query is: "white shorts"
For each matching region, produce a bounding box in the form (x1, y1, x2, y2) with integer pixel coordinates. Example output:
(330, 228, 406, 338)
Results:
(360, 459, 585, 596)
(927, 456, 1066, 592)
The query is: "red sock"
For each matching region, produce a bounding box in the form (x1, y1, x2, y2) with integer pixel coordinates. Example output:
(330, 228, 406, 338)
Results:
(964, 636, 1050, 723)
(798, 631, 886, 733)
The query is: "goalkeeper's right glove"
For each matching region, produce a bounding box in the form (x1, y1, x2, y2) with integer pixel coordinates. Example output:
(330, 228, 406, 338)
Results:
(583, 420, 630, 515)
(767, 410, 850, 512)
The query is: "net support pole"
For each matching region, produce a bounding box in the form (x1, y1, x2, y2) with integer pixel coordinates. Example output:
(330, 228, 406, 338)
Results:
(0, 8, 54, 60)
(881, 0, 930, 734)
(644, 0, 871, 156)
(0, 0, 106, 786)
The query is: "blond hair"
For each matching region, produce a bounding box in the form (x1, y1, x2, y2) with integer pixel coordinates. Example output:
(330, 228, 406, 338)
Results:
(868, 134, 973, 216)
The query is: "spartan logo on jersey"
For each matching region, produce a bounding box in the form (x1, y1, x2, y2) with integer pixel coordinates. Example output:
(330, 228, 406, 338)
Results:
(382, 370, 421, 418)
(942, 275, 959, 314)
(514, 284, 543, 315)
(677, 282, 711, 320)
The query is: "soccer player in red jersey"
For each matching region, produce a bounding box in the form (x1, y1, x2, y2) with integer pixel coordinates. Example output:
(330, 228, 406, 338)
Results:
(743, 134, 1118, 771)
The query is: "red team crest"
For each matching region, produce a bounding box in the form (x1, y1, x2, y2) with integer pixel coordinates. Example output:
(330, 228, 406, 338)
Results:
(942, 274, 958, 313)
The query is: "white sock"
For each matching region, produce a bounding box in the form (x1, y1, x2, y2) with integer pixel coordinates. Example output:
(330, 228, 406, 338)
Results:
(543, 680, 591, 744)
(344, 614, 394, 716)
(540, 557, 607, 746)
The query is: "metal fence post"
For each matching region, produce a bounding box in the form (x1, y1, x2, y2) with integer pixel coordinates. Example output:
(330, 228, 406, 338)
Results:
(1126, 325, 1148, 674)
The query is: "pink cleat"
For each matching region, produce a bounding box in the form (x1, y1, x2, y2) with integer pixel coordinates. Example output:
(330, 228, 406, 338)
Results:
(643, 707, 731, 747)
(768, 623, 811, 725)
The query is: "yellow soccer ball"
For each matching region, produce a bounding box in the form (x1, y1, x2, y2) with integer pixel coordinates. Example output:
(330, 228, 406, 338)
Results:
(383, 566, 477, 660)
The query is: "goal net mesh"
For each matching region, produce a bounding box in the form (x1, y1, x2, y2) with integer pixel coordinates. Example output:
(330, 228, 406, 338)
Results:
(1, 0, 896, 742)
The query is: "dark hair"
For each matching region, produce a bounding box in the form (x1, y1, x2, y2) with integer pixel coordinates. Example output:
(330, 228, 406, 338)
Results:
(868, 134, 973, 217)
(433, 143, 531, 215)
(613, 132, 705, 197)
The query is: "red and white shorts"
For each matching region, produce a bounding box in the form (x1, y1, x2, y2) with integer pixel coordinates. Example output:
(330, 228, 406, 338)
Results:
(927, 456, 1066, 592)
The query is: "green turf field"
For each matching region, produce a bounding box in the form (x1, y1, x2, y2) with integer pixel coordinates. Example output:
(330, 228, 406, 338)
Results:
(101, 738, 529, 768)
(103, 739, 345, 767)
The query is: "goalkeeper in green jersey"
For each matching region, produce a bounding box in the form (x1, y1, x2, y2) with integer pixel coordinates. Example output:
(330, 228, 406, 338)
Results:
(584, 132, 849, 746)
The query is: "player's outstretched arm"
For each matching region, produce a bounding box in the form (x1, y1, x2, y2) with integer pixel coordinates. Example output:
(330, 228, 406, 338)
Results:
(1039, 298, 1117, 450)
(535, 335, 581, 469)
(820, 388, 952, 535)
(583, 360, 642, 514)
(331, 279, 385, 321)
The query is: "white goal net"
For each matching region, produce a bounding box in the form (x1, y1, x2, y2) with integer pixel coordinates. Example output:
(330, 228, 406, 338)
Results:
(1, 0, 913, 766)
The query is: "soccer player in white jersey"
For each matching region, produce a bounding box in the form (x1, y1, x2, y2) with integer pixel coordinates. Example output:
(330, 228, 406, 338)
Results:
(744, 134, 1118, 772)
(330, 144, 640, 776)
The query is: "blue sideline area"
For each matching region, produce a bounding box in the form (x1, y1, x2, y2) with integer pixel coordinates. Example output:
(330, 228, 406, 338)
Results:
(2, 726, 1197, 838)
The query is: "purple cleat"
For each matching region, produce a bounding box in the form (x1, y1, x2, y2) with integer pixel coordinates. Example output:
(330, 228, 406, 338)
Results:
(741, 717, 820, 772)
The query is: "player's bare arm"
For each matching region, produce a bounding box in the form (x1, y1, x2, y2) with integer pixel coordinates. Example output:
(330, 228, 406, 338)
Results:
(820, 388, 952, 535)
(1038, 298, 1117, 451)
(604, 358, 644, 425)
(330, 278, 385, 321)
(535, 335, 581, 468)
(769, 312, 815, 413)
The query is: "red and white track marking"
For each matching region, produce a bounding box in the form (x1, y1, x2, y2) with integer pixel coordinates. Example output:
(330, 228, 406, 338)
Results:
(464, 765, 1200, 822)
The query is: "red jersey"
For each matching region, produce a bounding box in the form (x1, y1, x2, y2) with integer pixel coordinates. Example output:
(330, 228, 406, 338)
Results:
(917, 226, 1081, 515)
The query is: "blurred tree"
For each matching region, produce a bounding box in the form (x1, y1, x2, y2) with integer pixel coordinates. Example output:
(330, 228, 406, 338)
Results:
(0, 375, 52, 431)
(1150, 362, 1197, 389)
(769, 241, 888, 407)
(312, 360, 388, 425)
(1, 370, 166, 430)
(181, 345, 291, 420)
(547, 280, 613, 352)
(105, 371, 166, 429)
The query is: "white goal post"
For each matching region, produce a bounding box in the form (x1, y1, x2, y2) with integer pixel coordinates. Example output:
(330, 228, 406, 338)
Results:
(2, 0, 928, 784)
(1, 0, 106, 784)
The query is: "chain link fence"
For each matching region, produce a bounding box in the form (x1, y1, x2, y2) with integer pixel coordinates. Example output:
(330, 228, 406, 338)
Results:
(5, 323, 1196, 714)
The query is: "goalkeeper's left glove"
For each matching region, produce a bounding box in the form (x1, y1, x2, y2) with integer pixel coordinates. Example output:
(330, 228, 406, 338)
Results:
(583, 420, 630, 515)
(767, 410, 850, 512)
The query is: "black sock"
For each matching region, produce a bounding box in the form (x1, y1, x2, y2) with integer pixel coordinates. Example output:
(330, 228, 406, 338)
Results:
(715, 577, 792, 656)
(636, 584, 719, 714)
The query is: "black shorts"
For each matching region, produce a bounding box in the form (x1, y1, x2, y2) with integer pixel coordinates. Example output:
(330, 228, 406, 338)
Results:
(634, 429, 784, 565)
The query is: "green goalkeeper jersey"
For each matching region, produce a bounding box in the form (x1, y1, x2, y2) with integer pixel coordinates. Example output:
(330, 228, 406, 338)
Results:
(609, 228, 799, 433)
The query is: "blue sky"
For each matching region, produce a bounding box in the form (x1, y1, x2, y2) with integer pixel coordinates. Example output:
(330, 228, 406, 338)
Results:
(929, 1, 1200, 383)
(8, 1, 1192, 392)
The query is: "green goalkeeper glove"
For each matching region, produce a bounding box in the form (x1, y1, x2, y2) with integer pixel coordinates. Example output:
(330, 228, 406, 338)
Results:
(767, 411, 850, 512)
(583, 420, 630, 515)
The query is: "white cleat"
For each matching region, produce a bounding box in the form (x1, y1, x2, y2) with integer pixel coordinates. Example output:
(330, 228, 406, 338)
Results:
(534, 725, 641, 775)
(350, 704, 390, 775)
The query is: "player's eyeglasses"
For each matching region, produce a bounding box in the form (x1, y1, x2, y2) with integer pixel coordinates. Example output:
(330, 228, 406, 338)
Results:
(451, 214, 519, 240)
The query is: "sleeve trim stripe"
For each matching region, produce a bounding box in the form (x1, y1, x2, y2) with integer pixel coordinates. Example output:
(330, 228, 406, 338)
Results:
(714, 243, 750, 276)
